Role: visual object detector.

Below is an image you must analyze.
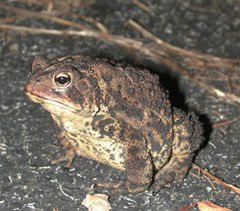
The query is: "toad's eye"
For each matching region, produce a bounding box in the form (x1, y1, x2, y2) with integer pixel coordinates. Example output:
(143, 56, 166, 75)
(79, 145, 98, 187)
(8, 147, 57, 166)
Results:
(54, 73, 72, 87)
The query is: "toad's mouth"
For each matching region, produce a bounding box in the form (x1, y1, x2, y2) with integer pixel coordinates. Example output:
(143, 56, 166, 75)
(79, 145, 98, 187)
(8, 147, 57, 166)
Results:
(25, 91, 80, 113)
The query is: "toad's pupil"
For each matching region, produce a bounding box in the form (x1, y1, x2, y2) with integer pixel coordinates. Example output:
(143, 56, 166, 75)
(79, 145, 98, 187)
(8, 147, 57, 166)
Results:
(57, 76, 68, 84)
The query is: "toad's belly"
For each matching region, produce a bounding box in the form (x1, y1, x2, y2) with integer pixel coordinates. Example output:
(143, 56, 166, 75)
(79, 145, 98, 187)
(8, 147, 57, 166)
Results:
(68, 133, 126, 171)
(51, 113, 125, 171)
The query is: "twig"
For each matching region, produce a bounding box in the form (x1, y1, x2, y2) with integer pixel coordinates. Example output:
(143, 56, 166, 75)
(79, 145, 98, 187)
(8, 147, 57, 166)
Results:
(1, 2, 108, 33)
(194, 76, 234, 81)
(178, 203, 196, 211)
(0, 4, 91, 31)
(132, 0, 151, 13)
(190, 172, 200, 179)
(127, 20, 233, 62)
(0, 15, 25, 24)
(203, 174, 216, 190)
(211, 117, 240, 128)
(127, 19, 238, 74)
(75, 14, 108, 33)
(0, 24, 100, 38)
(192, 163, 240, 195)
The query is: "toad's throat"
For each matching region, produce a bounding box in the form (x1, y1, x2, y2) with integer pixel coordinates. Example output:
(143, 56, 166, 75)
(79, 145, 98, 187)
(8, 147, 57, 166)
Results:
(25, 91, 80, 113)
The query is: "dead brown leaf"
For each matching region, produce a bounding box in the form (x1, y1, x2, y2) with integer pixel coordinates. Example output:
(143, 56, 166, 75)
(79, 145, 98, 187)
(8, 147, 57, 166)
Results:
(197, 201, 232, 211)
(82, 193, 112, 211)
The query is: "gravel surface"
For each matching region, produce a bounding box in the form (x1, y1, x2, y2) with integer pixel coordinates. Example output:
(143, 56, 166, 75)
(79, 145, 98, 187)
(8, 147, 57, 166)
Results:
(0, 0, 239, 210)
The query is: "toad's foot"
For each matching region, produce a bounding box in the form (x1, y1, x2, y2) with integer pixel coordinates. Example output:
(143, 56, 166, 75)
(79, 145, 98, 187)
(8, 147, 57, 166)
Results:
(94, 179, 150, 195)
(151, 153, 193, 192)
(94, 182, 125, 195)
(51, 147, 76, 169)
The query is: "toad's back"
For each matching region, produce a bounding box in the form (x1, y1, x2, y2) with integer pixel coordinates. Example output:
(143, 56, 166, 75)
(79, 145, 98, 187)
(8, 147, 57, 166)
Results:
(88, 58, 174, 169)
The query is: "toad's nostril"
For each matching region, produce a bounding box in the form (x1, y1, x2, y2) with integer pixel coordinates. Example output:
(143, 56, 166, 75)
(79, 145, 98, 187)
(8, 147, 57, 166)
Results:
(25, 83, 31, 93)
(36, 79, 41, 83)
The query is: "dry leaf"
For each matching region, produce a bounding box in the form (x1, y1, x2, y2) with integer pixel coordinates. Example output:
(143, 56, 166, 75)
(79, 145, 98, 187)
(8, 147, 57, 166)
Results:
(197, 201, 232, 211)
(82, 193, 112, 211)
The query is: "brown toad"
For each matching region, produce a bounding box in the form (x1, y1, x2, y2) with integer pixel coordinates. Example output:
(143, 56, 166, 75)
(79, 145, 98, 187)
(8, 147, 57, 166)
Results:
(25, 55, 203, 193)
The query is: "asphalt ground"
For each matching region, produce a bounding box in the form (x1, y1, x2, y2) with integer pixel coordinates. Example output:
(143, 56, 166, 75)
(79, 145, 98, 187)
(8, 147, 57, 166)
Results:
(0, 0, 239, 210)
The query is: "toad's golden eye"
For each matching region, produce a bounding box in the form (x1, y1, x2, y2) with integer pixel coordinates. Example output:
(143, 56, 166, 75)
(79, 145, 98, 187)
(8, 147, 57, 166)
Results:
(54, 73, 72, 87)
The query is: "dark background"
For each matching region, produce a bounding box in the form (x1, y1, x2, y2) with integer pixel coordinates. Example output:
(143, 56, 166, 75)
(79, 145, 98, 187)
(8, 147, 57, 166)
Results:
(0, 0, 239, 210)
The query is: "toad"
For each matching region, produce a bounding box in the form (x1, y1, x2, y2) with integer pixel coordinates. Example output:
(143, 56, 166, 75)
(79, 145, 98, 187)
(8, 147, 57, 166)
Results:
(25, 55, 203, 193)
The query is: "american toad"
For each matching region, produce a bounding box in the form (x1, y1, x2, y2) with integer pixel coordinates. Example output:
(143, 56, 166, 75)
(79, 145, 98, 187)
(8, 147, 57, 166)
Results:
(25, 55, 203, 193)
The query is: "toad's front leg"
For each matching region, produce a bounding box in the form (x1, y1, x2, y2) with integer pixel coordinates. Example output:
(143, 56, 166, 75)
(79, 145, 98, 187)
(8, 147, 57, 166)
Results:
(50, 122, 77, 169)
(50, 129, 89, 169)
(51, 138, 78, 169)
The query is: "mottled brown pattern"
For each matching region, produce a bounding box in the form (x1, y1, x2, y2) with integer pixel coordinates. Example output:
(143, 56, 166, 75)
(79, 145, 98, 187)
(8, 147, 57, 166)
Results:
(25, 55, 203, 193)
